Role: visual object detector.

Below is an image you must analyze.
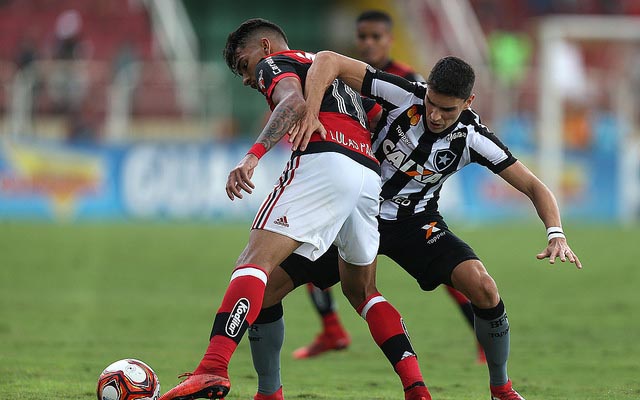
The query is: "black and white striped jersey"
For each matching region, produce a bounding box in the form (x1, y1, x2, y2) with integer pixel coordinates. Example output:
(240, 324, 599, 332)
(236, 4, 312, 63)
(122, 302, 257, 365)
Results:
(361, 67, 517, 221)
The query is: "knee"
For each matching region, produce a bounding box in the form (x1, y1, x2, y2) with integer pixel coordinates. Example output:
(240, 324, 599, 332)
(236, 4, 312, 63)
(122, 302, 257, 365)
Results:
(471, 273, 499, 309)
(452, 260, 500, 308)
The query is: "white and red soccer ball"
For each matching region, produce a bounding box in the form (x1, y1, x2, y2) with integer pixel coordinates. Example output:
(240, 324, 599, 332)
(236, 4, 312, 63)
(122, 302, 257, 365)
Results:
(97, 359, 160, 400)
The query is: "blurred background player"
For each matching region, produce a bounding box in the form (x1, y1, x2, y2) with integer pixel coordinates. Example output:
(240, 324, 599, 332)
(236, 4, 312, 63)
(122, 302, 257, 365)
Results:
(294, 9, 486, 365)
(355, 9, 423, 82)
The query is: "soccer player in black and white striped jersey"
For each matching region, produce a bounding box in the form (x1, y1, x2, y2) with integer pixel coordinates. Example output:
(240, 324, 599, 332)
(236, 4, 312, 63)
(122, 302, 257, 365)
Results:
(291, 52, 582, 400)
(296, 11, 485, 364)
(295, 10, 485, 365)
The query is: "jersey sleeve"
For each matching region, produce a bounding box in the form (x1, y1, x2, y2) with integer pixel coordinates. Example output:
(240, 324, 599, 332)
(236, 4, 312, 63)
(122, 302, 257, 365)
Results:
(405, 71, 425, 83)
(256, 56, 301, 105)
(361, 97, 382, 127)
(361, 66, 424, 111)
(468, 122, 517, 173)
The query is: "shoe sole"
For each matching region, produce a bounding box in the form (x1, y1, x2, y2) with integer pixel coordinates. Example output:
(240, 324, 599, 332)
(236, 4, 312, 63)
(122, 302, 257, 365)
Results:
(172, 384, 230, 400)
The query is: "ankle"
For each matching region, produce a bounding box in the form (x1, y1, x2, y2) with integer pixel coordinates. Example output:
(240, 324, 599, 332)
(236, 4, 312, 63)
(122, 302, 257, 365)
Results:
(254, 386, 283, 400)
(404, 384, 432, 400)
(321, 312, 342, 330)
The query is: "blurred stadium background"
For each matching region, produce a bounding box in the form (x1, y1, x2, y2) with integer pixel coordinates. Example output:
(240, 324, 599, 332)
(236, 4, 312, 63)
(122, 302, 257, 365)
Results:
(2, 2, 640, 399)
(1, 0, 639, 223)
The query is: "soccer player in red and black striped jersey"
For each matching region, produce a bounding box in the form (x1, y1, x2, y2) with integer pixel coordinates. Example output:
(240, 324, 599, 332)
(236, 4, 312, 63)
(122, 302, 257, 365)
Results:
(355, 10, 424, 82)
(159, 18, 432, 400)
(293, 51, 582, 400)
(294, 10, 485, 365)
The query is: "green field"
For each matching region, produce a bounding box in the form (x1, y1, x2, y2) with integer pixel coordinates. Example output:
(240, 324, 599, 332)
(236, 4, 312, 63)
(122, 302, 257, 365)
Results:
(0, 222, 638, 399)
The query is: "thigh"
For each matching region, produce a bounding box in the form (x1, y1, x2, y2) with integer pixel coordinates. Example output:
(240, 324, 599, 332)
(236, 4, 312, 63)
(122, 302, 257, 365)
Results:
(236, 229, 301, 273)
(253, 153, 374, 262)
(379, 214, 479, 291)
(335, 166, 381, 266)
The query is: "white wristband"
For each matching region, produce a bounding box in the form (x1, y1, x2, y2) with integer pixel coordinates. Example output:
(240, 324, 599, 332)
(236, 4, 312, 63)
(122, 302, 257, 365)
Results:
(546, 226, 565, 241)
(547, 232, 566, 241)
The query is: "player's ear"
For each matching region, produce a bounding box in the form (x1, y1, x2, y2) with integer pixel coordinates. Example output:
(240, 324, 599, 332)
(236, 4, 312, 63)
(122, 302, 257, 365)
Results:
(261, 38, 270, 55)
(464, 94, 475, 109)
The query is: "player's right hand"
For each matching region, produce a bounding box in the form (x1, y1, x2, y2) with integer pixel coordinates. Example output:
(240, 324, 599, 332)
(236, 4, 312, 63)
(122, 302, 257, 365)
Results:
(289, 108, 326, 151)
(536, 237, 582, 269)
(226, 154, 258, 200)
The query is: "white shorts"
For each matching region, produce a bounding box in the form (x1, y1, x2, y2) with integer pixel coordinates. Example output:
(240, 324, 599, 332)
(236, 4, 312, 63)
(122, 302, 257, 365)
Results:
(252, 152, 380, 265)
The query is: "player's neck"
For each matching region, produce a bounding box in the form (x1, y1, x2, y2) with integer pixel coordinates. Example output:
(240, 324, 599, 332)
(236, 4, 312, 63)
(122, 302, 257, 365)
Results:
(269, 45, 290, 55)
(372, 58, 392, 70)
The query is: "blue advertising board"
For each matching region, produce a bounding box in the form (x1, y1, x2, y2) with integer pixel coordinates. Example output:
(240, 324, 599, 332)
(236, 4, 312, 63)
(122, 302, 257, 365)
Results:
(0, 138, 619, 222)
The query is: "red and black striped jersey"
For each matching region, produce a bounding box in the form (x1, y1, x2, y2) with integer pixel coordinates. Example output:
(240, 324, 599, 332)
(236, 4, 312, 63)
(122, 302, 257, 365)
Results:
(382, 60, 425, 83)
(256, 50, 378, 172)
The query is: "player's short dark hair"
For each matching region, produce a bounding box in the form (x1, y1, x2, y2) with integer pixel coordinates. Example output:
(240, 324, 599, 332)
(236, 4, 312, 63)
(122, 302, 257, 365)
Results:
(426, 56, 475, 99)
(223, 18, 288, 74)
(356, 10, 393, 28)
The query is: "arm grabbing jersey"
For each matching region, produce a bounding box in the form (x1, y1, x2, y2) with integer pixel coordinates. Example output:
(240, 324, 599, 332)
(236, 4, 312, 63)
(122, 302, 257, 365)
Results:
(256, 50, 380, 171)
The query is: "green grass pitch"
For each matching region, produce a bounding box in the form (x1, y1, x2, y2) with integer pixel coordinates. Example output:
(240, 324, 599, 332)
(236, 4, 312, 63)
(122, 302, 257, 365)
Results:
(0, 222, 638, 399)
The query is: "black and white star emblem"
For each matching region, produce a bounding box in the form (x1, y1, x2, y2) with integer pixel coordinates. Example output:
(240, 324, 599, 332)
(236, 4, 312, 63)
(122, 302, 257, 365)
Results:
(433, 149, 457, 172)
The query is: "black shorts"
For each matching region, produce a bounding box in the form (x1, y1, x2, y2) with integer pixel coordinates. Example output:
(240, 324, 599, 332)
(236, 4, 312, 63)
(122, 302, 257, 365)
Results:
(279, 212, 478, 292)
(280, 245, 340, 290)
(378, 212, 479, 291)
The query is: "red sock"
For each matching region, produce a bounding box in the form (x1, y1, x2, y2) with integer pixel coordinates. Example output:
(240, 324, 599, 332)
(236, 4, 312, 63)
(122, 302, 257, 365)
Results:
(445, 285, 470, 305)
(322, 311, 341, 331)
(194, 264, 268, 377)
(357, 293, 427, 393)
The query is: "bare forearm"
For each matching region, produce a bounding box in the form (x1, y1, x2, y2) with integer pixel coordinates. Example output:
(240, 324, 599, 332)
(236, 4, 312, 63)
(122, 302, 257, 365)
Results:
(530, 184, 562, 228)
(305, 51, 368, 114)
(305, 51, 340, 115)
(500, 162, 563, 228)
(256, 96, 305, 152)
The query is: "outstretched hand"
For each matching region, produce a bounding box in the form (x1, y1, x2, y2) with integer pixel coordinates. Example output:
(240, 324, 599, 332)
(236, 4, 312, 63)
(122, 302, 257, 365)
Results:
(536, 237, 582, 269)
(288, 108, 326, 151)
(226, 154, 258, 200)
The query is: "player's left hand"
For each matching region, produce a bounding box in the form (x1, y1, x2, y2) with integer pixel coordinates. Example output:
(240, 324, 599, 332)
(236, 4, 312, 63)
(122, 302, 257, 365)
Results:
(536, 237, 582, 269)
(226, 154, 258, 200)
(288, 108, 326, 151)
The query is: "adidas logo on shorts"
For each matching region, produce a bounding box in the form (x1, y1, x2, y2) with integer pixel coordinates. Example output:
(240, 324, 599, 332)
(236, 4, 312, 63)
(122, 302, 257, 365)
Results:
(273, 216, 289, 227)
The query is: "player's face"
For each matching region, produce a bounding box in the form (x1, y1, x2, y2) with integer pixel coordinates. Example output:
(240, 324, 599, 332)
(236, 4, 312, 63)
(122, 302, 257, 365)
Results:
(424, 89, 474, 133)
(234, 43, 268, 90)
(356, 21, 393, 68)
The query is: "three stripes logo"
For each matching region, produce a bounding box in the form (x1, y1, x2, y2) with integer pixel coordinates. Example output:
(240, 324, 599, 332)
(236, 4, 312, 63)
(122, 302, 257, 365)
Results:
(273, 216, 289, 227)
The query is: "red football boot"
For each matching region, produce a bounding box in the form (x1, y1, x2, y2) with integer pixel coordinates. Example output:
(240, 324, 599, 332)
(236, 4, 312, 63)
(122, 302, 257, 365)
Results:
(490, 380, 525, 400)
(292, 327, 350, 359)
(476, 342, 487, 364)
(254, 386, 284, 400)
(404, 385, 432, 400)
(158, 373, 230, 400)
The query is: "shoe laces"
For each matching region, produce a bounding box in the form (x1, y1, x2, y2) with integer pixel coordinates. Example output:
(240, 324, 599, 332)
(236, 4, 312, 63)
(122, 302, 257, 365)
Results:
(177, 372, 193, 381)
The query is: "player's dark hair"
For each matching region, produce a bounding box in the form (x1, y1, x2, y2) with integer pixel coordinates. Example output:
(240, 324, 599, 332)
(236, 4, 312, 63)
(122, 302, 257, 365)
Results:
(223, 18, 288, 73)
(427, 56, 475, 99)
(356, 10, 393, 28)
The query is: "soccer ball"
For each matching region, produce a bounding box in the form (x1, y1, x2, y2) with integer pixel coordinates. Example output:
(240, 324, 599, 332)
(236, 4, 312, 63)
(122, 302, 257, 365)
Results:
(97, 358, 160, 400)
